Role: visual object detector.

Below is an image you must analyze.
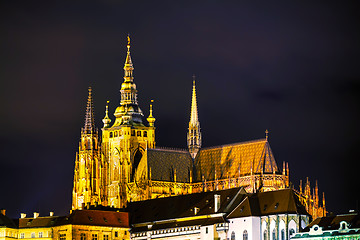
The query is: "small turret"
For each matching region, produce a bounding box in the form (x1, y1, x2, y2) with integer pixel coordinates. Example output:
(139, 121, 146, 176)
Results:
(102, 101, 111, 128)
(147, 100, 155, 127)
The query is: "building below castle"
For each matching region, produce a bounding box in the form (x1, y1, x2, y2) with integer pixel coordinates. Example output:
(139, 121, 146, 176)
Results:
(0, 209, 129, 240)
(291, 213, 360, 239)
(72, 36, 326, 221)
(1, 187, 311, 240)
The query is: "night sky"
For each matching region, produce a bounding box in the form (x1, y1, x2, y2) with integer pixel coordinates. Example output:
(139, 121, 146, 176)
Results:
(1, 1, 359, 218)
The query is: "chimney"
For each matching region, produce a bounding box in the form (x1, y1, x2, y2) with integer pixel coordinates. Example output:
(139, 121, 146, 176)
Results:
(33, 212, 39, 218)
(1, 209, 6, 216)
(20, 213, 27, 218)
(214, 194, 221, 212)
(194, 207, 199, 215)
(49, 212, 54, 216)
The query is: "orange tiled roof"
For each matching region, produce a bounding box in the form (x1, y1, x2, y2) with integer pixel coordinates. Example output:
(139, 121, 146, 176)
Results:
(194, 139, 278, 181)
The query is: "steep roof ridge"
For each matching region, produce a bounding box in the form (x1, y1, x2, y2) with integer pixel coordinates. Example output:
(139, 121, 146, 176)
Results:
(150, 147, 189, 153)
(200, 138, 267, 151)
(222, 187, 247, 214)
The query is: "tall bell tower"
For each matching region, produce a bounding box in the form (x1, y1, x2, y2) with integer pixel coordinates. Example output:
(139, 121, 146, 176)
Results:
(72, 87, 102, 209)
(187, 75, 201, 158)
(101, 36, 156, 208)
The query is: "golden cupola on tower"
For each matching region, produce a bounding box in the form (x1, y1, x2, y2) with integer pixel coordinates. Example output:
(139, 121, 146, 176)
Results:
(113, 35, 144, 127)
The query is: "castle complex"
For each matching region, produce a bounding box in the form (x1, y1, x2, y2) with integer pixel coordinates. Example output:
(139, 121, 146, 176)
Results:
(72, 37, 326, 220)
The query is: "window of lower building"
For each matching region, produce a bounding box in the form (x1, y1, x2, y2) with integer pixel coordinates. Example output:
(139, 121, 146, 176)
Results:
(205, 227, 208, 234)
(243, 230, 248, 240)
(92, 234, 97, 240)
(20, 233, 24, 239)
(110, 132, 113, 138)
(39, 232, 43, 238)
(231, 231, 235, 240)
(114, 232, 118, 238)
(59, 234, 66, 240)
(264, 230, 268, 240)
(131, 130, 135, 136)
(81, 233, 86, 240)
(289, 229, 295, 236)
(281, 229, 285, 240)
(137, 131, 141, 137)
(31, 233, 35, 238)
(272, 229, 276, 240)
(103, 235, 108, 240)
(143, 131, 147, 137)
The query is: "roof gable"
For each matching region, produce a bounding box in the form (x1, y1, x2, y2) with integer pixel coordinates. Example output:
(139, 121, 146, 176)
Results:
(194, 139, 278, 181)
(228, 189, 309, 218)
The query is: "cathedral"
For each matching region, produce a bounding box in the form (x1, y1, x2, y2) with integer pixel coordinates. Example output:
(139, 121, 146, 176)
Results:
(72, 37, 326, 220)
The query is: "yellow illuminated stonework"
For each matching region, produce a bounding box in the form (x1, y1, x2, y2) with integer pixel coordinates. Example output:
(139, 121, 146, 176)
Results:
(0, 210, 129, 240)
(71, 36, 326, 220)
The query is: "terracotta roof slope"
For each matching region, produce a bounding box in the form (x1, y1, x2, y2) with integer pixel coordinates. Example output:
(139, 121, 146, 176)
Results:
(18, 216, 59, 228)
(66, 210, 129, 228)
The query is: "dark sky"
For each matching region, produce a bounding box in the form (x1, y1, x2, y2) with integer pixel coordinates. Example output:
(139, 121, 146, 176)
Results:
(1, 1, 359, 218)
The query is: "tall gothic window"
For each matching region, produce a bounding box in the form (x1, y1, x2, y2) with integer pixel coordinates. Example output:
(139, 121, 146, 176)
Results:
(264, 230, 268, 240)
(281, 229, 285, 240)
(230, 231, 235, 240)
(272, 229, 276, 240)
(243, 230, 248, 240)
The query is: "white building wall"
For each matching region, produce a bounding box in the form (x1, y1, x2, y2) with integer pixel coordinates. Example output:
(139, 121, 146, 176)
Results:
(228, 216, 260, 240)
(200, 225, 215, 240)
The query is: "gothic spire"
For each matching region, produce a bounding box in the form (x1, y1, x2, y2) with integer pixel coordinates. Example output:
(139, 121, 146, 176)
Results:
(123, 34, 134, 83)
(188, 75, 201, 158)
(83, 87, 96, 134)
(190, 75, 199, 126)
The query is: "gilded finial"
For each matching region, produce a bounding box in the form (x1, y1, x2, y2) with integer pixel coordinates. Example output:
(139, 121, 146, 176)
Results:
(192, 74, 196, 85)
(127, 34, 130, 48)
(265, 129, 269, 140)
(147, 99, 155, 127)
(102, 100, 111, 128)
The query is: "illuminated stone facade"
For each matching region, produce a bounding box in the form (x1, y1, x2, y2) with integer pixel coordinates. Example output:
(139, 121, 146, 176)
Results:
(0, 210, 129, 240)
(72, 37, 326, 220)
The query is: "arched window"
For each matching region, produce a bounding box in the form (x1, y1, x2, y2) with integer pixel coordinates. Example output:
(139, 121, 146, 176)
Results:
(243, 230, 248, 240)
(231, 231, 235, 240)
(263, 230, 268, 240)
(281, 229, 285, 240)
(289, 228, 295, 236)
(272, 229, 276, 240)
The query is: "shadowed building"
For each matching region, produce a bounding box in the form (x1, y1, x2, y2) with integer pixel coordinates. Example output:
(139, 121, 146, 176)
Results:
(291, 213, 360, 239)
